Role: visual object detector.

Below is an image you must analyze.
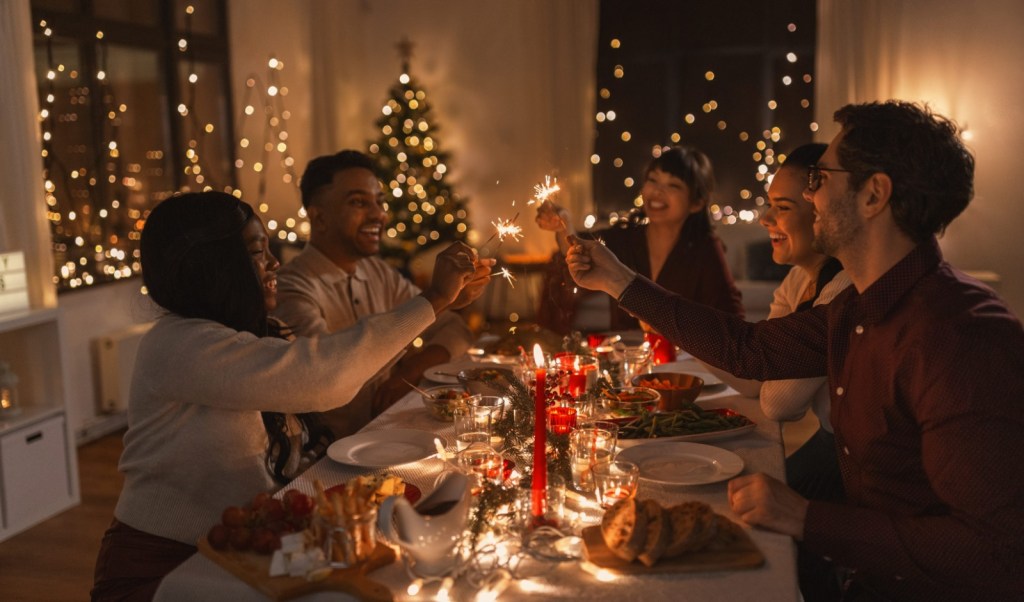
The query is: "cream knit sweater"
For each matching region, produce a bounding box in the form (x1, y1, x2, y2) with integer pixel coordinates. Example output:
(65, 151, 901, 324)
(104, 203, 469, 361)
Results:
(114, 296, 434, 545)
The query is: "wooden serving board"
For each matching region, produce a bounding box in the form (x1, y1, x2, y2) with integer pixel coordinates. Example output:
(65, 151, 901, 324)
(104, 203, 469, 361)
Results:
(197, 537, 396, 601)
(581, 525, 764, 573)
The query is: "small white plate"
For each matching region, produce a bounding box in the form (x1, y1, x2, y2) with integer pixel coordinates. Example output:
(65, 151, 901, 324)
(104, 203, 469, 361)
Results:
(327, 429, 444, 468)
(423, 360, 505, 384)
(617, 441, 744, 486)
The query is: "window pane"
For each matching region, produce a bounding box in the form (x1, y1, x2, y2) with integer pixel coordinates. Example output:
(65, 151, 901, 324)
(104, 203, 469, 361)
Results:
(33, 0, 82, 13)
(93, 0, 159, 26)
(35, 39, 99, 289)
(175, 0, 221, 36)
(100, 44, 175, 256)
(177, 60, 233, 190)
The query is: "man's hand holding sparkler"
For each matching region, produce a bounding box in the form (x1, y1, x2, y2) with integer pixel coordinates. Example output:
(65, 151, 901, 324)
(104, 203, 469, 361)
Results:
(565, 236, 637, 300)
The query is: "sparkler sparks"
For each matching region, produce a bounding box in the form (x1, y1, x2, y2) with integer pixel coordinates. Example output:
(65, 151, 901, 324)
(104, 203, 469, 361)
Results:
(490, 218, 523, 242)
(530, 175, 561, 205)
(498, 267, 517, 287)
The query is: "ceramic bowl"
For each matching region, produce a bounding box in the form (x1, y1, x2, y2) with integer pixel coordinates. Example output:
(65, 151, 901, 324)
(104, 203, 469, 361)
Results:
(630, 372, 704, 411)
(420, 385, 477, 422)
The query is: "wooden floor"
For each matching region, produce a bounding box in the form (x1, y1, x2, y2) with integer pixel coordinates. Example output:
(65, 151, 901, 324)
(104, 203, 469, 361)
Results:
(0, 430, 125, 602)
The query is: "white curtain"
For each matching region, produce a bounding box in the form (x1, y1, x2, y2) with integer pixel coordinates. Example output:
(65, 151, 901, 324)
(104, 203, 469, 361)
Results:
(816, 0, 1024, 316)
(0, 0, 55, 309)
(307, 0, 599, 256)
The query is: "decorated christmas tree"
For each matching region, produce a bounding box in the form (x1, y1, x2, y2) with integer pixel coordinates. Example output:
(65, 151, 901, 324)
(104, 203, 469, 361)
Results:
(368, 38, 470, 272)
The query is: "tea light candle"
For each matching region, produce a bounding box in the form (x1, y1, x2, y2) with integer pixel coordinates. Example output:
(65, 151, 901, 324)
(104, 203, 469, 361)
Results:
(601, 487, 633, 507)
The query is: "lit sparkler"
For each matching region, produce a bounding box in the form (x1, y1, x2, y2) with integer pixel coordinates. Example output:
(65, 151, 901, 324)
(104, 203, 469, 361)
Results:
(529, 175, 561, 205)
(490, 217, 523, 242)
(498, 267, 517, 288)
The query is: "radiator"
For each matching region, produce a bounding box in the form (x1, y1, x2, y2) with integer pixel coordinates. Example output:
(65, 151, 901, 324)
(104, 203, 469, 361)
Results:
(93, 322, 154, 413)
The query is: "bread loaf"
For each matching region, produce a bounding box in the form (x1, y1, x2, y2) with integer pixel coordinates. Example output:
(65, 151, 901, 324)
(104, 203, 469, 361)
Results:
(600, 497, 648, 562)
(637, 500, 671, 567)
(704, 513, 745, 551)
(600, 498, 748, 566)
(664, 501, 717, 557)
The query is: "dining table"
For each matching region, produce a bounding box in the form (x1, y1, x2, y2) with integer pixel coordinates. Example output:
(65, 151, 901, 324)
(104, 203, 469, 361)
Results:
(155, 358, 799, 601)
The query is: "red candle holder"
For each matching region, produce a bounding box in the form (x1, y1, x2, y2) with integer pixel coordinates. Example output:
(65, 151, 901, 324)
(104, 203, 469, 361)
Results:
(644, 331, 677, 365)
(547, 405, 577, 435)
(551, 353, 599, 398)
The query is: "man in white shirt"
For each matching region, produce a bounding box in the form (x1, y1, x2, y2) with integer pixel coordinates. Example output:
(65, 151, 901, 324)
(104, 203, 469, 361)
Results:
(274, 150, 487, 438)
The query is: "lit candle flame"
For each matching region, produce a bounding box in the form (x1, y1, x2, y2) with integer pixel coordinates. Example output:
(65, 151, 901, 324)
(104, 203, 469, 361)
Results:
(533, 343, 545, 368)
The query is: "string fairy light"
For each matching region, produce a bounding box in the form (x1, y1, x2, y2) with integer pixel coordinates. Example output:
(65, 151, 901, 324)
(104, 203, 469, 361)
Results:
(233, 55, 304, 243)
(36, 3, 236, 290)
(594, 16, 816, 225)
(37, 19, 141, 289)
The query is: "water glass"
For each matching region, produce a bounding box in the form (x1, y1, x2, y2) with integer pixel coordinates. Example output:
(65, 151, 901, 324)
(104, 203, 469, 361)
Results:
(578, 419, 619, 453)
(514, 474, 566, 530)
(622, 344, 653, 383)
(593, 460, 640, 509)
(457, 442, 504, 492)
(569, 427, 616, 493)
(453, 406, 492, 451)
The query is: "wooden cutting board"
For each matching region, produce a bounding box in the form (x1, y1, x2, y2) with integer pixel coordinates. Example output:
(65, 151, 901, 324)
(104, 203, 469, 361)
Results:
(197, 537, 396, 601)
(581, 524, 765, 573)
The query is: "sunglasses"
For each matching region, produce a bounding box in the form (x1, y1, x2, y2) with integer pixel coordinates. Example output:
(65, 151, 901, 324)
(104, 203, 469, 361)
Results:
(807, 165, 853, 192)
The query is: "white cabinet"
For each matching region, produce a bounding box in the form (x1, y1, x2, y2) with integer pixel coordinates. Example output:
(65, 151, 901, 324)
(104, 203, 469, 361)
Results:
(0, 308, 80, 542)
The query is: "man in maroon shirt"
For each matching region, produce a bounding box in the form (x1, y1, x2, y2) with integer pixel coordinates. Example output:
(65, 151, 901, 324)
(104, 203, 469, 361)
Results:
(565, 101, 1024, 601)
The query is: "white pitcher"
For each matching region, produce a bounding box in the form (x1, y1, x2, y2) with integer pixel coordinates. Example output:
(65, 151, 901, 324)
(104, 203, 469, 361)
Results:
(377, 471, 472, 578)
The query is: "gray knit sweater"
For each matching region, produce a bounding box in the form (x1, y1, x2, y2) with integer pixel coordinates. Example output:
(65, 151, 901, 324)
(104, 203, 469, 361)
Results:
(114, 296, 434, 545)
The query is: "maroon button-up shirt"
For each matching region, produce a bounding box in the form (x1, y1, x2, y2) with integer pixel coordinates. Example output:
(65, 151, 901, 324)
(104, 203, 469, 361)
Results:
(537, 222, 744, 333)
(619, 238, 1024, 601)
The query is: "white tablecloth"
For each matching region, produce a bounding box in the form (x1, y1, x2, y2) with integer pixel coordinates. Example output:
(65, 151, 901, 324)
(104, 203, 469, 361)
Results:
(157, 379, 798, 601)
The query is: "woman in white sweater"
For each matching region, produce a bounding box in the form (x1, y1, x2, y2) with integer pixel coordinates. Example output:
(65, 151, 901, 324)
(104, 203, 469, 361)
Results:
(91, 192, 490, 601)
(710, 144, 851, 503)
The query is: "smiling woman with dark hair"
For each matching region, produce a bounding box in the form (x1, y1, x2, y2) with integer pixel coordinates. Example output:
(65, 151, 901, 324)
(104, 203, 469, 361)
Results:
(91, 191, 483, 601)
(536, 146, 743, 334)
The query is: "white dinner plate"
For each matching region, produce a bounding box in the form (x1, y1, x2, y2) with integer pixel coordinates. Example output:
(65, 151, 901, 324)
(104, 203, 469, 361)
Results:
(423, 360, 505, 384)
(327, 429, 444, 468)
(617, 441, 744, 486)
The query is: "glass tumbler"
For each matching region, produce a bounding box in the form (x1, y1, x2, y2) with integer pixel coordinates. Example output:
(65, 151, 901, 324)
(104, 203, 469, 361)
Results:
(593, 460, 640, 509)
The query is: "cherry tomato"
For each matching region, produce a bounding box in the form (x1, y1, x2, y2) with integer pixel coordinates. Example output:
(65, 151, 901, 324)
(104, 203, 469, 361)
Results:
(228, 526, 252, 551)
(207, 524, 229, 550)
(221, 506, 248, 529)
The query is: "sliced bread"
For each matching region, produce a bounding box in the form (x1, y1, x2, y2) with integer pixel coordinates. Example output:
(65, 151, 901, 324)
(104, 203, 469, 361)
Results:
(704, 513, 746, 551)
(600, 497, 649, 562)
(637, 499, 671, 567)
(664, 500, 716, 557)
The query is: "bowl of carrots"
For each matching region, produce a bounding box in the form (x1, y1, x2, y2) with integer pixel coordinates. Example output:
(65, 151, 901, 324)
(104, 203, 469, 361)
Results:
(631, 373, 704, 411)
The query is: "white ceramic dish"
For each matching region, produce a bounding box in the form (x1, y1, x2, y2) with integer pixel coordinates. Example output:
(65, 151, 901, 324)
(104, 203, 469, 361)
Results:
(616, 441, 744, 486)
(423, 360, 505, 384)
(327, 429, 444, 468)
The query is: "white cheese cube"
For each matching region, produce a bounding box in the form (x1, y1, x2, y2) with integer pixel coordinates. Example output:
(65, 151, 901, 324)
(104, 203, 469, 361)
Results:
(268, 550, 288, 578)
(288, 551, 311, 577)
(280, 532, 306, 554)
